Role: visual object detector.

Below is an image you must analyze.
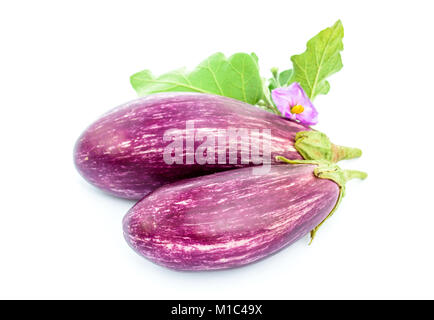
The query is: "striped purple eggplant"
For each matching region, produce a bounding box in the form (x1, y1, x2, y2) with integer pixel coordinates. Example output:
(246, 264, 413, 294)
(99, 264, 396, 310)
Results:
(74, 93, 310, 199)
(123, 164, 341, 271)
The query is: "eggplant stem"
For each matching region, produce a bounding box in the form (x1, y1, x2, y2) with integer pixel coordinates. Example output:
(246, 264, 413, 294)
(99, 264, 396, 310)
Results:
(332, 144, 363, 162)
(294, 130, 363, 163)
(344, 169, 368, 181)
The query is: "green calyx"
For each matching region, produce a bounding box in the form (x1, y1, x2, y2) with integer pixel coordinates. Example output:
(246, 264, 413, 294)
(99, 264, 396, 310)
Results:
(275, 156, 367, 243)
(295, 131, 362, 163)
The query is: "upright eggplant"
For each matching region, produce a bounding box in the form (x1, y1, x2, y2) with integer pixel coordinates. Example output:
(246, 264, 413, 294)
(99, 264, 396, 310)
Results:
(123, 161, 366, 271)
(74, 93, 360, 199)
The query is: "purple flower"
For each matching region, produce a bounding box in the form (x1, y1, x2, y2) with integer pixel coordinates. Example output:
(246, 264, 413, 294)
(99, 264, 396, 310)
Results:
(271, 83, 318, 125)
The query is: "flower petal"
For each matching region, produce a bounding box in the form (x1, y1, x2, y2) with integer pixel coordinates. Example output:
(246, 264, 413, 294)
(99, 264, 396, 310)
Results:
(296, 103, 318, 125)
(288, 83, 310, 106)
(271, 82, 319, 125)
(271, 87, 295, 116)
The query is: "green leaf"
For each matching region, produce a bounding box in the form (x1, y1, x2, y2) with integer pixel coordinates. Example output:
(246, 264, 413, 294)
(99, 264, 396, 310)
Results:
(130, 52, 264, 105)
(289, 20, 344, 100)
(268, 68, 293, 91)
(278, 69, 293, 86)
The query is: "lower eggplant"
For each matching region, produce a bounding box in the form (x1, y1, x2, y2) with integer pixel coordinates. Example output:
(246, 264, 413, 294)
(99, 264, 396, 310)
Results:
(123, 164, 356, 271)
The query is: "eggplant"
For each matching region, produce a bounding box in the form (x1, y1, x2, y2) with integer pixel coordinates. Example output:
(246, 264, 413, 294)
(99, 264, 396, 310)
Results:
(74, 93, 309, 199)
(74, 93, 361, 199)
(123, 163, 366, 271)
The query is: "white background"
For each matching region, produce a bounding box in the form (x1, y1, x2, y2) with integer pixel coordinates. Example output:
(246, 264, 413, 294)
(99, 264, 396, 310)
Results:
(1, 0, 433, 299)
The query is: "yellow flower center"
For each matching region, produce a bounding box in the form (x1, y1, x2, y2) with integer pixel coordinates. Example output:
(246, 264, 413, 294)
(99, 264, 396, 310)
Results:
(290, 104, 304, 114)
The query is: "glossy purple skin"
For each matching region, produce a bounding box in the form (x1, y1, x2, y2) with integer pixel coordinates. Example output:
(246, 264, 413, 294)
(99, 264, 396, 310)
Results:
(74, 93, 309, 199)
(123, 164, 339, 271)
